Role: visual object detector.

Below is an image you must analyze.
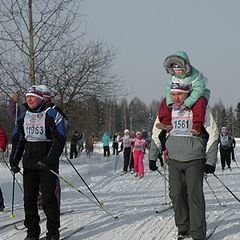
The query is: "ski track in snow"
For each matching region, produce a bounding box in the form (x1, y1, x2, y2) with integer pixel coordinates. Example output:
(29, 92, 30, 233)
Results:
(1, 143, 240, 239)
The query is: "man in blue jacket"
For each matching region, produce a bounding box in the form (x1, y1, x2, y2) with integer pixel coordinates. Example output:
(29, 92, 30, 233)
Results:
(10, 85, 66, 240)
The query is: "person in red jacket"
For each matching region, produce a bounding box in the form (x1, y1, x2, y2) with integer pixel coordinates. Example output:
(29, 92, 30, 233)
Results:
(0, 124, 8, 211)
(157, 82, 207, 136)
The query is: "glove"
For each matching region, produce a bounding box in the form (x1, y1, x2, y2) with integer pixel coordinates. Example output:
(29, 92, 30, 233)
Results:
(204, 164, 215, 174)
(12, 92, 20, 103)
(10, 165, 20, 174)
(37, 160, 50, 170)
(149, 160, 158, 171)
(163, 149, 169, 160)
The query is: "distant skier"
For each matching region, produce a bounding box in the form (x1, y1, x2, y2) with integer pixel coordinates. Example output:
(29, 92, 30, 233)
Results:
(219, 127, 235, 171)
(85, 133, 94, 155)
(231, 135, 236, 162)
(112, 133, 120, 155)
(119, 129, 133, 175)
(70, 131, 79, 159)
(78, 132, 84, 152)
(101, 131, 110, 157)
(131, 132, 148, 179)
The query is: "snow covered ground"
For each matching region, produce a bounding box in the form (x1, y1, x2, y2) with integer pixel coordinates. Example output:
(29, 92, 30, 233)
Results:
(1, 141, 240, 239)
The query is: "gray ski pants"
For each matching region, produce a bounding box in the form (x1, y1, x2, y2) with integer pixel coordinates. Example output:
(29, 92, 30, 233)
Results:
(168, 158, 206, 240)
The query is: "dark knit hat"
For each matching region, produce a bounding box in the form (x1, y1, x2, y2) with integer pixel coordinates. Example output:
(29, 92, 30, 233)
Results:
(170, 82, 190, 93)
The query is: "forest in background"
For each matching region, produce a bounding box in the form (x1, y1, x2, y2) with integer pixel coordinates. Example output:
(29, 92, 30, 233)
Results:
(1, 96, 240, 142)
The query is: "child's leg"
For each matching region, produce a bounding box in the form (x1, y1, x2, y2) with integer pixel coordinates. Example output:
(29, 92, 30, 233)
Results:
(191, 97, 208, 134)
(158, 98, 172, 125)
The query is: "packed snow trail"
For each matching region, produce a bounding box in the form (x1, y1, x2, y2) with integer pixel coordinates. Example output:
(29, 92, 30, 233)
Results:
(1, 143, 240, 239)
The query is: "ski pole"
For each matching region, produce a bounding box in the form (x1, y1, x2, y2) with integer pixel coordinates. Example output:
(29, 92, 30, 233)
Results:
(1, 157, 23, 193)
(204, 176, 226, 207)
(163, 163, 167, 205)
(10, 173, 16, 219)
(157, 169, 169, 182)
(15, 102, 18, 125)
(65, 154, 104, 207)
(50, 169, 118, 220)
(113, 155, 119, 172)
(213, 173, 240, 204)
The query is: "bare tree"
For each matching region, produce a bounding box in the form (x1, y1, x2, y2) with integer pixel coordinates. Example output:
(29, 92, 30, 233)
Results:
(0, 0, 82, 91)
(45, 40, 121, 113)
(0, 0, 124, 124)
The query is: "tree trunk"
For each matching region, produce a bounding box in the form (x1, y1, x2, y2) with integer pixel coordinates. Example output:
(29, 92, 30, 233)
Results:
(28, 0, 35, 85)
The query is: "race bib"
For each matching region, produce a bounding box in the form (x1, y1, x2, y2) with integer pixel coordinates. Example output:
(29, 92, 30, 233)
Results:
(24, 108, 51, 142)
(170, 109, 193, 136)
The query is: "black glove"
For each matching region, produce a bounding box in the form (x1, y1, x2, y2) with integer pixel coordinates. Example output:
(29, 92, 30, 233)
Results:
(149, 160, 158, 171)
(10, 165, 20, 174)
(204, 164, 215, 174)
(37, 160, 50, 170)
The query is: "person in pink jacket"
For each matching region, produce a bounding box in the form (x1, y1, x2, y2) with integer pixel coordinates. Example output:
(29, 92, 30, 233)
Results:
(131, 132, 148, 179)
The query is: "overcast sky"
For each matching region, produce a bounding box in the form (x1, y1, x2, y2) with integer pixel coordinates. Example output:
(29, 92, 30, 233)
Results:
(82, 0, 240, 107)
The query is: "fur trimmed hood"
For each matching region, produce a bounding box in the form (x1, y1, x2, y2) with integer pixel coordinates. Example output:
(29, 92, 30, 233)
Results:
(164, 51, 192, 76)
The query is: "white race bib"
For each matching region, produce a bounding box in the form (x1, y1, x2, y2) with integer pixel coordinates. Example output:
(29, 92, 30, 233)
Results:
(170, 109, 193, 137)
(24, 108, 51, 142)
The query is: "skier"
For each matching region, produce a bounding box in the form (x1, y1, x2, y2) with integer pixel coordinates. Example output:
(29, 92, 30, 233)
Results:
(70, 131, 79, 159)
(0, 123, 7, 212)
(157, 83, 218, 240)
(231, 137, 236, 161)
(101, 131, 110, 157)
(8, 86, 64, 210)
(119, 129, 133, 175)
(219, 127, 235, 171)
(77, 132, 84, 152)
(10, 85, 66, 240)
(112, 133, 120, 155)
(85, 133, 94, 156)
(131, 132, 148, 179)
(158, 51, 210, 136)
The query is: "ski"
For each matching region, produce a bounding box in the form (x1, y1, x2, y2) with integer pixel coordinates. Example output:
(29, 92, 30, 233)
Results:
(0, 218, 24, 231)
(39, 226, 84, 240)
(60, 226, 84, 240)
(206, 225, 218, 239)
(0, 209, 74, 232)
(155, 206, 173, 214)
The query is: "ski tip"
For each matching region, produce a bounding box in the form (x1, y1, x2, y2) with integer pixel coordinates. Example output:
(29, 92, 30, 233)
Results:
(114, 216, 119, 220)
